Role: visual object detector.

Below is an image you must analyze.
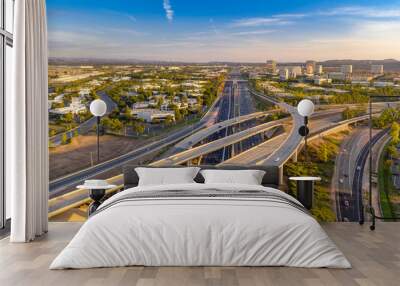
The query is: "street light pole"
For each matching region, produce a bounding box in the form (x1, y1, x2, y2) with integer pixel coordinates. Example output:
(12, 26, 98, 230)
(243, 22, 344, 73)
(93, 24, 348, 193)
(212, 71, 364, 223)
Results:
(97, 116, 100, 163)
(304, 116, 309, 162)
(90, 99, 107, 164)
(297, 99, 314, 163)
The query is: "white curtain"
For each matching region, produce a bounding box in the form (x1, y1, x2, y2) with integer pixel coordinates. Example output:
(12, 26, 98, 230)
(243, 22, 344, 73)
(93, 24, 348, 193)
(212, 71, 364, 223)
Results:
(7, 0, 49, 242)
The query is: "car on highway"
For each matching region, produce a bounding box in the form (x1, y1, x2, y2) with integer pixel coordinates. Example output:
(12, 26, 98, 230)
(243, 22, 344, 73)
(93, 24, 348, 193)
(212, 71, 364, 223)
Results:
(339, 178, 344, 184)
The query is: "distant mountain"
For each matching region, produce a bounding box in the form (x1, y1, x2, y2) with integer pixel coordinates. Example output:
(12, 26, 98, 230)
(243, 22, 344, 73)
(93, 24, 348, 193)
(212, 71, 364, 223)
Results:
(48, 57, 400, 71)
(48, 57, 261, 66)
(48, 57, 198, 66)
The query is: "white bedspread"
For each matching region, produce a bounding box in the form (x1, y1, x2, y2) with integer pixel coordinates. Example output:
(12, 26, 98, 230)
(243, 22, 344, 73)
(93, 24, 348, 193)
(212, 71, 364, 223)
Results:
(50, 183, 351, 269)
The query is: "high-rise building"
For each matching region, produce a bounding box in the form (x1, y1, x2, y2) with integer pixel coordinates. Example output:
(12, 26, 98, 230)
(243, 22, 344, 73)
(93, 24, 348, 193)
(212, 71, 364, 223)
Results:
(289, 66, 302, 76)
(341, 65, 353, 74)
(371, 65, 384, 74)
(315, 65, 323, 74)
(305, 60, 316, 74)
(266, 60, 277, 73)
(279, 68, 289, 80)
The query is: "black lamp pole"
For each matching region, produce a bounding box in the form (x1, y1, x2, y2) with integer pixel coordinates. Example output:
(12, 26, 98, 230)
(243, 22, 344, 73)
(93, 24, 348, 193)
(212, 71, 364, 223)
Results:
(90, 99, 107, 164)
(97, 116, 100, 163)
(304, 116, 309, 162)
(298, 116, 310, 162)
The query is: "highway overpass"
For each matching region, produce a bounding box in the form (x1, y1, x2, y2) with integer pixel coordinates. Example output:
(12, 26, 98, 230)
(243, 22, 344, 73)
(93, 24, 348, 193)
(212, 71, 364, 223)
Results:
(220, 132, 288, 165)
(152, 121, 287, 166)
(173, 111, 272, 152)
(248, 89, 303, 167)
(222, 114, 371, 170)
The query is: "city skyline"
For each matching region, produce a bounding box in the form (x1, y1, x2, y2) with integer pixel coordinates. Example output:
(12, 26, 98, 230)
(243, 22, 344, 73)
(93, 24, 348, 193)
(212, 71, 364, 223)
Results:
(47, 0, 400, 62)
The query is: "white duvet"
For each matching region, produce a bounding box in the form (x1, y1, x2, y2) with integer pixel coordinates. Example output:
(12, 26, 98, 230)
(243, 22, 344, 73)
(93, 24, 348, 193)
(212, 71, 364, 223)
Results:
(50, 183, 351, 269)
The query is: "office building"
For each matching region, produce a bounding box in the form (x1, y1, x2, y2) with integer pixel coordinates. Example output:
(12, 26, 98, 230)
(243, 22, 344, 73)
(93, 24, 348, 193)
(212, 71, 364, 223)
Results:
(305, 61, 316, 74)
(371, 65, 384, 74)
(315, 65, 323, 74)
(279, 68, 289, 80)
(341, 65, 353, 74)
(266, 60, 277, 74)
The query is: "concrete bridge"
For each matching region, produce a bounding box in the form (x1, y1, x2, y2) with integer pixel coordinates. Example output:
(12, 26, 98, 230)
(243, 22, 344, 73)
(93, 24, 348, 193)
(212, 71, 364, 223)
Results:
(152, 121, 287, 166)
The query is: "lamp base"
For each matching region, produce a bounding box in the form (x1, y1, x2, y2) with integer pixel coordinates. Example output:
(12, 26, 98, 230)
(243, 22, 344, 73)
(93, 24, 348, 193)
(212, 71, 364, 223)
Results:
(296, 180, 314, 210)
(88, 189, 106, 216)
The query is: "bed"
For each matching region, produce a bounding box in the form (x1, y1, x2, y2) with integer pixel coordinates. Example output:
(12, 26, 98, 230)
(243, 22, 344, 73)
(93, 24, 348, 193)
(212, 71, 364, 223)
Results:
(50, 165, 351, 269)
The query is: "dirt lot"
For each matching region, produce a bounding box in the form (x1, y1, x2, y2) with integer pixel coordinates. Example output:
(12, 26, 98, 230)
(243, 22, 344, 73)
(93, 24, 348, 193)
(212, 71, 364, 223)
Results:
(49, 134, 148, 180)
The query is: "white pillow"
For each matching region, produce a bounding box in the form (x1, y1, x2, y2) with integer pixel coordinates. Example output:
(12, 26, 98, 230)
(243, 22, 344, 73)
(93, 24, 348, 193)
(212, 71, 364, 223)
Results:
(135, 167, 200, 186)
(200, 169, 266, 185)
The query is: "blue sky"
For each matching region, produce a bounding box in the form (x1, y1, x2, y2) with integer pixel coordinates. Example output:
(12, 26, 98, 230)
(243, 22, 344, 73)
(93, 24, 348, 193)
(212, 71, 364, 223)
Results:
(47, 0, 400, 62)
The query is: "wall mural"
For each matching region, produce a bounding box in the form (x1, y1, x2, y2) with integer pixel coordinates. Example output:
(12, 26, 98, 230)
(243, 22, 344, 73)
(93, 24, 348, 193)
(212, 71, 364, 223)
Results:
(47, 0, 400, 222)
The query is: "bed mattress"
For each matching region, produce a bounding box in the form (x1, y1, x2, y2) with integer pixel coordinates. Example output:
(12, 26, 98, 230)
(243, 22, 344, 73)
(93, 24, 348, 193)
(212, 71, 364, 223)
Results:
(50, 183, 351, 269)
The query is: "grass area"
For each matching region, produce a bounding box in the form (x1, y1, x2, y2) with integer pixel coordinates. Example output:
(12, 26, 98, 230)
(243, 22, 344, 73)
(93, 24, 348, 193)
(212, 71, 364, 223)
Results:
(252, 93, 276, 111)
(154, 115, 202, 136)
(49, 123, 77, 137)
(377, 142, 397, 219)
(284, 132, 348, 222)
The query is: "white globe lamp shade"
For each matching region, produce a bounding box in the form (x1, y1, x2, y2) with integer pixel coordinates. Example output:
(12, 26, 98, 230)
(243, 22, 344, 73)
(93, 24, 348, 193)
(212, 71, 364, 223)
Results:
(297, 99, 314, 117)
(90, 99, 107, 117)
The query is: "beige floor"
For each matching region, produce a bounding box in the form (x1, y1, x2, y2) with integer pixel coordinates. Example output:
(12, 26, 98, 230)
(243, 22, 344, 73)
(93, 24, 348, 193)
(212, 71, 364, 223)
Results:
(0, 222, 399, 286)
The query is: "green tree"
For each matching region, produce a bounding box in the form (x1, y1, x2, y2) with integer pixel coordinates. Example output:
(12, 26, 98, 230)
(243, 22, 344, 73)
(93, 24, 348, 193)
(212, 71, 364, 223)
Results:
(316, 143, 330, 162)
(164, 115, 174, 126)
(90, 90, 99, 99)
(133, 122, 145, 135)
(387, 144, 397, 158)
(49, 129, 57, 137)
(156, 97, 164, 109)
(374, 108, 400, 128)
(61, 133, 68, 145)
(124, 107, 132, 121)
(390, 122, 400, 145)
(385, 159, 393, 168)
(101, 118, 123, 133)
(61, 112, 74, 124)
(51, 101, 64, 109)
(174, 108, 182, 121)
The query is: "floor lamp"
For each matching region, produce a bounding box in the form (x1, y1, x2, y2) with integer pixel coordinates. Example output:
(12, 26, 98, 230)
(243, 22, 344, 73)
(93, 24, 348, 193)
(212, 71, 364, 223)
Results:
(288, 99, 320, 210)
(90, 99, 107, 163)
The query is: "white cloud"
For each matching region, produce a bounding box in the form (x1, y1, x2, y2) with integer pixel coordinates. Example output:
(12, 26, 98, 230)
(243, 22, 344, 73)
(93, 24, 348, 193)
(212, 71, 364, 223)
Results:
(321, 6, 400, 18)
(273, 13, 306, 18)
(231, 17, 291, 27)
(101, 9, 137, 22)
(231, 29, 275, 36)
(163, 0, 174, 22)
